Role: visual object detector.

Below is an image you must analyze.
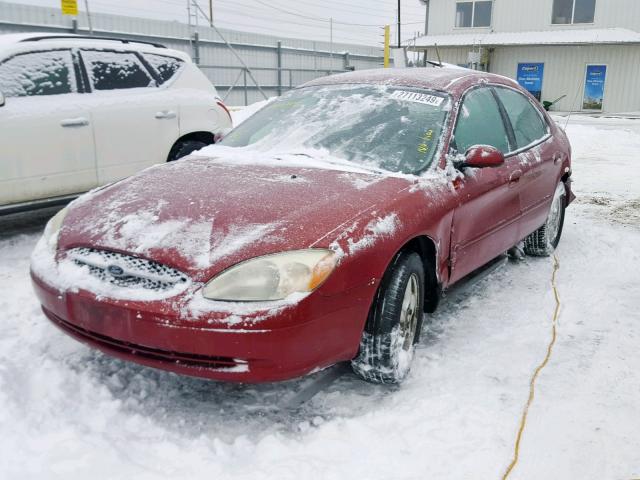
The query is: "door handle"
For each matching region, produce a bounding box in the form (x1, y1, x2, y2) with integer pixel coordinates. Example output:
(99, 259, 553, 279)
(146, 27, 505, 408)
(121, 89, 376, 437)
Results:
(509, 170, 522, 185)
(60, 117, 89, 127)
(155, 110, 177, 119)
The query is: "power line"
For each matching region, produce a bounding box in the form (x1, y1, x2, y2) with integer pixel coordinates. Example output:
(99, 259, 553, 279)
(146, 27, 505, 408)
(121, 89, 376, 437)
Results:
(250, 0, 423, 27)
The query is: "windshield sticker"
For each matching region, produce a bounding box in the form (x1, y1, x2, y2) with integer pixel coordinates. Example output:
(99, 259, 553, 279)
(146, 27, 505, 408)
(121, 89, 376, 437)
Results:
(417, 129, 434, 156)
(390, 90, 444, 106)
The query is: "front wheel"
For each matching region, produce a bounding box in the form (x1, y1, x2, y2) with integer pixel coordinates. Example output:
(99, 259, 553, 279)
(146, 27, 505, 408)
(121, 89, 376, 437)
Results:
(351, 251, 425, 384)
(524, 182, 566, 256)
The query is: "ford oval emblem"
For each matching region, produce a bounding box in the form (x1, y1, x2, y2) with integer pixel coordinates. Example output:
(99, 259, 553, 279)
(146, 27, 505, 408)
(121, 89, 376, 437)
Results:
(107, 265, 125, 277)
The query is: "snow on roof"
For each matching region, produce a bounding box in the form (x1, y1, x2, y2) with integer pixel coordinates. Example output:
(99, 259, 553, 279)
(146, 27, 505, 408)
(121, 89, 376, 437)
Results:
(408, 28, 640, 48)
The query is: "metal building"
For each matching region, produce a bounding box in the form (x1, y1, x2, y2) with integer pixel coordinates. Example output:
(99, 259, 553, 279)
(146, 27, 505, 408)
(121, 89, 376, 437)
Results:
(408, 0, 640, 113)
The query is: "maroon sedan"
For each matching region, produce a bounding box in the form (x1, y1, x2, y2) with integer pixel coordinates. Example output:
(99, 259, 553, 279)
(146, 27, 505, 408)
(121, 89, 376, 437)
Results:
(31, 68, 574, 384)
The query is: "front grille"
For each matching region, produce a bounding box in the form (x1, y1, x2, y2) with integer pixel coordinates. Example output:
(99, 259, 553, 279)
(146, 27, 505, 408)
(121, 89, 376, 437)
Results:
(68, 247, 189, 292)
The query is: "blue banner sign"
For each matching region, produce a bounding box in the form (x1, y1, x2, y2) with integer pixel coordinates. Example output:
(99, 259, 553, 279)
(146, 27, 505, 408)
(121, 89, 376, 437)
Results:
(583, 64, 607, 111)
(517, 63, 544, 101)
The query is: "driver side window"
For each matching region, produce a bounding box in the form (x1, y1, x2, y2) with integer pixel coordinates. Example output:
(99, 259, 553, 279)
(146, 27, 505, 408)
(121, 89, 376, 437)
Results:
(454, 87, 510, 154)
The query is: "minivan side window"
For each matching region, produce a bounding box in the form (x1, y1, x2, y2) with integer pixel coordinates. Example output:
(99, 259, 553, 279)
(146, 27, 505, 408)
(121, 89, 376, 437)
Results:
(494, 88, 548, 149)
(454, 87, 510, 154)
(82, 50, 154, 91)
(145, 54, 184, 83)
(0, 50, 76, 97)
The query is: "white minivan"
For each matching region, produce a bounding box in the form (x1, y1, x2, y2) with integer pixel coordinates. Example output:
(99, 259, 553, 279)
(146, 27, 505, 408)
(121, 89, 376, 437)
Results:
(0, 33, 233, 213)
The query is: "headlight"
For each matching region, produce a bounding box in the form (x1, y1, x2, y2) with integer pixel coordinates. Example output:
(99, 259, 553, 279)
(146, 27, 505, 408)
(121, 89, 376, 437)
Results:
(202, 249, 337, 301)
(43, 207, 69, 251)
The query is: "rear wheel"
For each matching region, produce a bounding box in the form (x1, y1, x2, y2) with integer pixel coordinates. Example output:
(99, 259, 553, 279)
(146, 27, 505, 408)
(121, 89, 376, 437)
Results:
(167, 140, 209, 162)
(351, 251, 425, 384)
(524, 182, 566, 256)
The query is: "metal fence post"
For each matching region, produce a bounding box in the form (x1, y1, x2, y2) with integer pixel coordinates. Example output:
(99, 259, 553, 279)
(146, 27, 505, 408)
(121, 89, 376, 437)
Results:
(192, 32, 200, 65)
(243, 68, 248, 106)
(276, 41, 282, 96)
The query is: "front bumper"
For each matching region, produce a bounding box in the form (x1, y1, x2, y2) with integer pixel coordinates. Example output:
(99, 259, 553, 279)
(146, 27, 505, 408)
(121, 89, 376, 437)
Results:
(32, 271, 376, 383)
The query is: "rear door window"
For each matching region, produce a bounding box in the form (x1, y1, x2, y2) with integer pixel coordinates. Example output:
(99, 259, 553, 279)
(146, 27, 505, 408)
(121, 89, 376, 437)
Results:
(0, 50, 76, 97)
(454, 87, 510, 154)
(81, 50, 154, 91)
(145, 54, 184, 83)
(494, 87, 548, 149)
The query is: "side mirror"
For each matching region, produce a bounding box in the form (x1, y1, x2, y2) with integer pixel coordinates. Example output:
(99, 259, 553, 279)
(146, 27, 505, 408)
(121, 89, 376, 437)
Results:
(0, 91, 5, 107)
(457, 145, 505, 170)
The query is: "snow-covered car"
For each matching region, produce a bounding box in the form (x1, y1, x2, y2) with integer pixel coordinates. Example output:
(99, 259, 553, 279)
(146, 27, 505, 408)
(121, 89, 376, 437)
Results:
(0, 33, 232, 213)
(30, 68, 575, 384)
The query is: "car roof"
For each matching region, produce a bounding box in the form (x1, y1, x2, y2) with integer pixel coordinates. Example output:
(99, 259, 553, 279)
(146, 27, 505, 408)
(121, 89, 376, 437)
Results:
(301, 67, 519, 96)
(0, 32, 191, 62)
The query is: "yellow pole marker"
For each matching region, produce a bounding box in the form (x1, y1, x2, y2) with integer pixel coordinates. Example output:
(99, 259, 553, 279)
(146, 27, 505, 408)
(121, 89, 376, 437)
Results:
(502, 255, 561, 480)
(61, 0, 78, 16)
(383, 25, 390, 68)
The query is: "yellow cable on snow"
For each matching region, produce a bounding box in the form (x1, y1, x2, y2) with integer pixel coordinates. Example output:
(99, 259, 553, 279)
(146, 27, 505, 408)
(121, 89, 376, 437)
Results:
(501, 255, 561, 480)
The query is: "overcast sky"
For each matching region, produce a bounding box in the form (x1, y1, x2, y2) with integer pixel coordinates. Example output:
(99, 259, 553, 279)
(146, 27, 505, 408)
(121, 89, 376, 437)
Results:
(9, 0, 429, 46)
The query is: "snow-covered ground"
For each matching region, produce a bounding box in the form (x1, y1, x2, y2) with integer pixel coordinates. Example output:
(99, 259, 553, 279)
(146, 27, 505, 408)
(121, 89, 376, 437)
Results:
(0, 114, 639, 479)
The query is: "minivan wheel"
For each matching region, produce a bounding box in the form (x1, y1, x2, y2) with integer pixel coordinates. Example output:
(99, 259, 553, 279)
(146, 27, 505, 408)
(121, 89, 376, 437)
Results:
(351, 251, 425, 384)
(524, 182, 566, 256)
(168, 140, 209, 162)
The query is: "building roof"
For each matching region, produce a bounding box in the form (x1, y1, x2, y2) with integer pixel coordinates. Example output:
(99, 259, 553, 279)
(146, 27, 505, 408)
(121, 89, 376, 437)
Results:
(408, 28, 640, 49)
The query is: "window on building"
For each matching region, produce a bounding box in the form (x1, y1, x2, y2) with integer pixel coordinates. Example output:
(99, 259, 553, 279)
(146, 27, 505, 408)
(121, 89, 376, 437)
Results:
(454, 87, 510, 154)
(456, 1, 493, 28)
(0, 50, 76, 97)
(552, 0, 596, 24)
(81, 50, 154, 91)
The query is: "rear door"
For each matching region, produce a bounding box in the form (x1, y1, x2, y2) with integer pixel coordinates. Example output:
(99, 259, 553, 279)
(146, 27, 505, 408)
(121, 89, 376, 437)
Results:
(492, 87, 559, 238)
(448, 86, 521, 283)
(0, 49, 97, 206)
(79, 49, 179, 184)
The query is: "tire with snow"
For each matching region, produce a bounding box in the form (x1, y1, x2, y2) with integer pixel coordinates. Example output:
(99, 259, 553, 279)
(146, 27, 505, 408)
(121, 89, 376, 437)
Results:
(524, 182, 566, 256)
(351, 251, 425, 384)
(167, 140, 209, 162)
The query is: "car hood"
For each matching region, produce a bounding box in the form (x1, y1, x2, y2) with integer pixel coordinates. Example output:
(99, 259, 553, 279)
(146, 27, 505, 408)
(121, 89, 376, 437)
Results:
(59, 156, 414, 282)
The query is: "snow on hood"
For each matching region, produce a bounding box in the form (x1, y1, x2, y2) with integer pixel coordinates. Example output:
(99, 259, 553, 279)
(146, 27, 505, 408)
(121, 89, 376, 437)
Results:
(58, 154, 416, 283)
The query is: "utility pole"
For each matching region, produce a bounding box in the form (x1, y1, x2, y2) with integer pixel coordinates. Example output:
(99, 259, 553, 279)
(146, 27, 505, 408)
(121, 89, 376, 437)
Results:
(209, 0, 213, 26)
(397, 0, 401, 48)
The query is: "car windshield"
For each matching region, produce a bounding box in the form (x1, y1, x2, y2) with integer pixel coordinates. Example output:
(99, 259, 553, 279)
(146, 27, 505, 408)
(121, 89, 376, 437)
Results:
(220, 84, 451, 174)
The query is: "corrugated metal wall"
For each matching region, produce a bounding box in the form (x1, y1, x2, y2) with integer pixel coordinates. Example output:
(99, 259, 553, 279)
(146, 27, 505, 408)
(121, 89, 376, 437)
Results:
(426, 44, 640, 113)
(0, 1, 384, 105)
(490, 44, 640, 113)
(427, 0, 640, 36)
